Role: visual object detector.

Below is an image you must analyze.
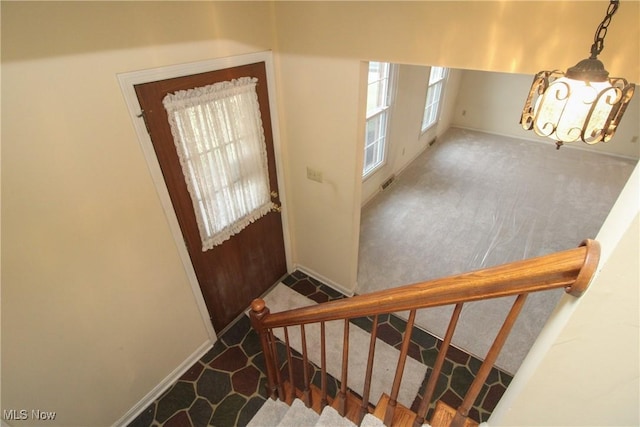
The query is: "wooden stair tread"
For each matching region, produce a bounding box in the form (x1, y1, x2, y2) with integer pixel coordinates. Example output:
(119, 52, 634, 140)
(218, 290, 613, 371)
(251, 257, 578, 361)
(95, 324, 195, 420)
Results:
(372, 393, 417, 427)
(430, 400, 479, 427)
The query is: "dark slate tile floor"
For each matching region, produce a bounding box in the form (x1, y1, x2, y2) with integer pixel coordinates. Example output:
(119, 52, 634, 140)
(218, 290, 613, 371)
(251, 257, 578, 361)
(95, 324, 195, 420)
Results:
(129, 270, 512, 426)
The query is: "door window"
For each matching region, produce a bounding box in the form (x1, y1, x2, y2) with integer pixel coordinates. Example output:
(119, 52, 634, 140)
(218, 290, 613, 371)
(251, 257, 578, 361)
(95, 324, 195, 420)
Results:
(163, 77, 273, 250)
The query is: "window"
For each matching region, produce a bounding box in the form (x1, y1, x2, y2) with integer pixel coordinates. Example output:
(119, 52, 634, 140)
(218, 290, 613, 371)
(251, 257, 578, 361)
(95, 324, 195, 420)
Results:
(364, 62, 394, 177)
(422, 66, 448, 131)
(163, 77, 273, 250)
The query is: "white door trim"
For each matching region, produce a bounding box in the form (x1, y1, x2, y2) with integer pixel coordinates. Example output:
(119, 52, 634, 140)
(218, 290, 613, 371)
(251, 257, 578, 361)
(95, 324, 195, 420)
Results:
(117, 51, 292, 339)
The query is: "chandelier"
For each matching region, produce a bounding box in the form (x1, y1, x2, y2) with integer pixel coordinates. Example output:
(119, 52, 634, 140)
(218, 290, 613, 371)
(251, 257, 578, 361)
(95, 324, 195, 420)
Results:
(520, 0, 636, 149)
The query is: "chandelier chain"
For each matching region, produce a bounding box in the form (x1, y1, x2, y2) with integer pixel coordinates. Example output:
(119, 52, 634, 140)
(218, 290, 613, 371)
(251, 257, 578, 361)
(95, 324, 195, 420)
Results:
(590, 0, 619, 58)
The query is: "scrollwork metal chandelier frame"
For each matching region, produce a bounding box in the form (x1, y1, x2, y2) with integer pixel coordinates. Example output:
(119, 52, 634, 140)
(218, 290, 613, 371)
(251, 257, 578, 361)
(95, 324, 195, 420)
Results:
(520, 0, 636, 149)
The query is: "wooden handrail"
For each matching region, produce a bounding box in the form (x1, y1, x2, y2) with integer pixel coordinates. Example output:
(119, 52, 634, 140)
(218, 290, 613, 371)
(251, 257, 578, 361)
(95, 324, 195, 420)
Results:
(254, 239, 599, 330)
(249, 239, 600, 425)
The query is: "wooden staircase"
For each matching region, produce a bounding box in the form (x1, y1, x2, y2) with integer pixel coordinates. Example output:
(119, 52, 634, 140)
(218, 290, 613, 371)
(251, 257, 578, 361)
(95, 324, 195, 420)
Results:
(250, 240, 600, 426)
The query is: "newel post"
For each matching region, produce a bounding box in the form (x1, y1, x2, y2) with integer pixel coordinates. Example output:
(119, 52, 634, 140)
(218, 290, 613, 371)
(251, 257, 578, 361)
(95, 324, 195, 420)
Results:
(250, 298, 278, 400)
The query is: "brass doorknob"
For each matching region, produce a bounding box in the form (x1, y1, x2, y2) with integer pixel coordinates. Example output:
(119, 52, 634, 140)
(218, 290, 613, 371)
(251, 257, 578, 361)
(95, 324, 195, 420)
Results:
(271, 203, 282, 213)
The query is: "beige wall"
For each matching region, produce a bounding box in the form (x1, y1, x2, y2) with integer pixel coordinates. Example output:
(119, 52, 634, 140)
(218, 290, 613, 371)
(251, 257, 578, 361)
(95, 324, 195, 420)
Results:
(2, 1, 639, 426)
(271, 1, 639, 76)
(275, 53, 364, 290)
(1, 2, 277, 426)
(453, 69, 640, 158)
(273, 0, 639, 291)
(273, 2, 640, 426)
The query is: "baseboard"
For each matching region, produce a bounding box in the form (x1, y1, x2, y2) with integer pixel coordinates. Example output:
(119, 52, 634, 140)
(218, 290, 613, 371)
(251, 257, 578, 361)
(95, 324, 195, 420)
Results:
(361, 142, 434, 208)
(112, 339, 214, 427)
(453, 125, 638, 160)
(293, 264, 355, 297)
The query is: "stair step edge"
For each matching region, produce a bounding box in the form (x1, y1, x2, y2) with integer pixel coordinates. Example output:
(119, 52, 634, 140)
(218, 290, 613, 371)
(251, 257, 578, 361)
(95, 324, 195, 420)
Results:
(316, 405, 357, 427)
(246, 398, 290, 427)
(277, 398, 320, 427)
(361, 413, 387, 427)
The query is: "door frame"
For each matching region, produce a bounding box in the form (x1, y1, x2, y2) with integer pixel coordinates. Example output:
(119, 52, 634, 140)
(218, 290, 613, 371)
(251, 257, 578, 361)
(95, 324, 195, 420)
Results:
(117, 51, 292, 340)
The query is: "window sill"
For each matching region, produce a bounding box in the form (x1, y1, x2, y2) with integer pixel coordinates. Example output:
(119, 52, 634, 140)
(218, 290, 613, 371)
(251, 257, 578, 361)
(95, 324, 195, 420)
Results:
(421, 122, 438, 135)
(362, 160, 386, 182)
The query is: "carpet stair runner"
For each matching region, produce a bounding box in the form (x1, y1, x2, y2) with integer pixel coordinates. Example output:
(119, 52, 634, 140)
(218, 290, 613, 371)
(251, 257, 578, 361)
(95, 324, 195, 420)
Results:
(248, 283, 480, 427)
(247, 396, 387, 427)
(258, 284, 427, 409)
(247, 389, 479, 427)
(246, 391, 478, 427)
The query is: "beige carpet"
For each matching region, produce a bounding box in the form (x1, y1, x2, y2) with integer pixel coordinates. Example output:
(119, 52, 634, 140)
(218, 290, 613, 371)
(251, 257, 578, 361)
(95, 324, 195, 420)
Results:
(357, 127, 637, 374)
(261, 283, 427, 408)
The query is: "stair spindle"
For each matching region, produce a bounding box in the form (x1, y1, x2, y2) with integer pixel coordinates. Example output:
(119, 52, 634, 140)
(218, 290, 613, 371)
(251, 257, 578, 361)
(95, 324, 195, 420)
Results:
(268, 329, 285, 399)
(414, 303, 464, 427)
(336, 319, 350, 416)
(384, 309, 417, 426)
(284, 327, 295, 404)
(451, 294, 528, 427)
(358, 314, 379, 424)
(320, 321, 328, 409)
(249, 242, 600, 426)
(300, 324, 311, 407)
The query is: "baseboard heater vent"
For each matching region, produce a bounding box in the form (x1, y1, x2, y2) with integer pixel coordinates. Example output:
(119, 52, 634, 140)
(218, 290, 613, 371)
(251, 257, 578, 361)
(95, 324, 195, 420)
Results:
(381, 175, 395, 190)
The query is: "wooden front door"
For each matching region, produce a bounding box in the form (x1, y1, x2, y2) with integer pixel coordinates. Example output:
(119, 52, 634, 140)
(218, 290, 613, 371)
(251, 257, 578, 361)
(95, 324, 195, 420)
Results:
(134, 62, 287, 332)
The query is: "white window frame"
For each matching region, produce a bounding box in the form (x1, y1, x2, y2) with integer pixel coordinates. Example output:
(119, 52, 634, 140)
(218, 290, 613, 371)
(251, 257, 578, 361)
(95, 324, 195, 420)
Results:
(363, 62, 396, 179)
(422, 66, 448, 132)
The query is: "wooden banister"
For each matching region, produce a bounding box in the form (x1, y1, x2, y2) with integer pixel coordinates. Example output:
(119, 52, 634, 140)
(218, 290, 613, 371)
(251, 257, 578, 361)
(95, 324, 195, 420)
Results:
(250, 239, 600, 425)
(256, 240, 599, 330)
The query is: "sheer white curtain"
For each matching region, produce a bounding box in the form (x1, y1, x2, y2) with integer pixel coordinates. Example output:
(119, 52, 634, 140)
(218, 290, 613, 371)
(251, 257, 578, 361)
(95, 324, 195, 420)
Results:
(163, 77, 273, 250)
